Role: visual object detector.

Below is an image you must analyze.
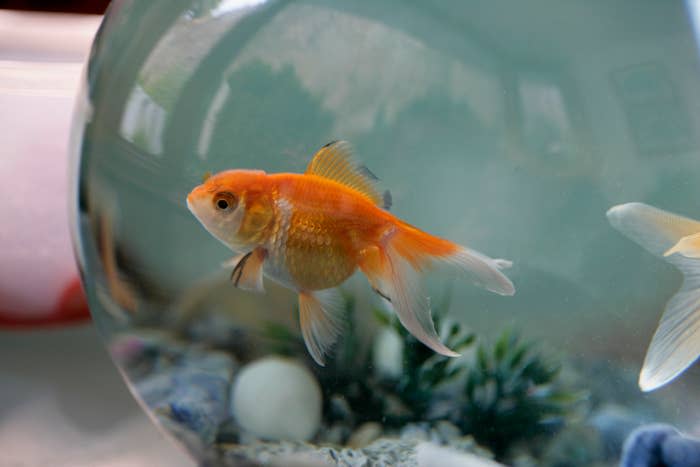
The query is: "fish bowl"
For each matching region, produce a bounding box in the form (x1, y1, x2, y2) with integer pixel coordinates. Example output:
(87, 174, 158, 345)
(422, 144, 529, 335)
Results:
(71, 1, 700, 465)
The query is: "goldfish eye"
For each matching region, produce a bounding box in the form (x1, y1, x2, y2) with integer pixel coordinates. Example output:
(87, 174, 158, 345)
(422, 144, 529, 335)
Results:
(213, 192, 237, 212)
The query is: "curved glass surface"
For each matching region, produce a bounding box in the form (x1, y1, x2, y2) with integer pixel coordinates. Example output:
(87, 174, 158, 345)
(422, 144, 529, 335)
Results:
(72, 1, 700, 465)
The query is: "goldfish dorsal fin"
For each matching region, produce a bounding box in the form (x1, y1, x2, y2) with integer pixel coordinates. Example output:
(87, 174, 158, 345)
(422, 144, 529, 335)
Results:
(306, 141, 390, 209)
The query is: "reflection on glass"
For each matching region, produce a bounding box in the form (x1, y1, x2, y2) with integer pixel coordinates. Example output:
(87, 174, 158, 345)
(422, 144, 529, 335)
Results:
(518, 72, 575, 162)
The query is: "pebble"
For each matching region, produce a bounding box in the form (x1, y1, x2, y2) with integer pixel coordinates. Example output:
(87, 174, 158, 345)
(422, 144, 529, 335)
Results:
(433, 420, 462, 443)
(620, 424, 700, 467)
(231, 357, 321, 441)
(348, 422, 383, 448)
(416, 442, 504, 467)
(219, 425, 494, 466)
(169, 371, 231, 444)
(662, 433, 700, 467)
(131, 345, 237, 444)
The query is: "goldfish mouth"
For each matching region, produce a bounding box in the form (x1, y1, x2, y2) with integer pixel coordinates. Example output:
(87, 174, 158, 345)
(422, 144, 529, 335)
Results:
(186, 192, 198, 213)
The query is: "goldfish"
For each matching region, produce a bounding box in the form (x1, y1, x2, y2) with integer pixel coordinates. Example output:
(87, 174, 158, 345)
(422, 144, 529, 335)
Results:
(607, 202, 700, 391)
(187, 141, 515, 365)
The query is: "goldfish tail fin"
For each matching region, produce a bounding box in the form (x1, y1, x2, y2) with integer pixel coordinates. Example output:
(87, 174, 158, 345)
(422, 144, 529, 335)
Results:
(607, 202, 700, 391)
(443, 248, 515, 296)
(390, 225, 515, 296)
(298, 289, 345, 366)
(364, 240, 461, 358)
(360, 226, 514, 357)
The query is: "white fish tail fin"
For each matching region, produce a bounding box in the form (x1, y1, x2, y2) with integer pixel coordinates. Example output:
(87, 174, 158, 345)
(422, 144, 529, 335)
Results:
(665, 233, 700, 259)
(606, 202, 700, 258)
(298, 288, 345, 366)
(640, 253, 700, 391)
(606, 202, 700, 391)
(359, 226, 514, 358)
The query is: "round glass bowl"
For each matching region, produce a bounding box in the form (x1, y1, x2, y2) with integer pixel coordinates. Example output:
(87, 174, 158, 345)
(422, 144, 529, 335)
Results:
(72, 1, 700, 465)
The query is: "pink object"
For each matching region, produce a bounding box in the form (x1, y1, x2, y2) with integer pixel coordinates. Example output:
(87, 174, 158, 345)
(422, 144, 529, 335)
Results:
(0, 12, 100, 327)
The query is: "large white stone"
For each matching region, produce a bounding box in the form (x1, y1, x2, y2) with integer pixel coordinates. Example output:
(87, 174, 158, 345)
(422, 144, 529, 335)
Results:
(231, 357, 321, 441)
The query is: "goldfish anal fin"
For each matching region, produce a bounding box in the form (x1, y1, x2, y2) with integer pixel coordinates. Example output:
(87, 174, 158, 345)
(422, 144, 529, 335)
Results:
(228, 248, 266, 293)
(298, 289, 345, 366)
(306, 141, 391, 209)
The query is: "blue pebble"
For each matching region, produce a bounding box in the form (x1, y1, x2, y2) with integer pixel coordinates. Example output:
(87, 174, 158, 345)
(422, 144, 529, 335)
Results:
(134, 372, 175, 407)
(662, 433, 700, 467)
(169, 374, 230, 444)
(620, 424, 678, 467)
(620, 424, 700, 467)
(133, 348, 236, 444)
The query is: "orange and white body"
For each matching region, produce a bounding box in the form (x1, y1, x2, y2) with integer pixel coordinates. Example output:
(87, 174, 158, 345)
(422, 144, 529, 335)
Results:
(187, 141, 514, 365)
(608, 203, 700, 391)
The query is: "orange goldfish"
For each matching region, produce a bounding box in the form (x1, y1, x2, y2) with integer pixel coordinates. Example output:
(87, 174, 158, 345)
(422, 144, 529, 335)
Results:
(607, 202, 700, 391)
(187, 141, 515, 365)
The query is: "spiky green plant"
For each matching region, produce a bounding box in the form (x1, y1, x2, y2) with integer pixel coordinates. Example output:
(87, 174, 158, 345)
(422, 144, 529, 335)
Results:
(456, 329, 584, 458)
(260, 294, 584, 458)
(386, 313, 475, 423)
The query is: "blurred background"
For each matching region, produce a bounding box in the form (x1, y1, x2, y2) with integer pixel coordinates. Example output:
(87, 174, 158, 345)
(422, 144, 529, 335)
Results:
(0, 1, 192, 465)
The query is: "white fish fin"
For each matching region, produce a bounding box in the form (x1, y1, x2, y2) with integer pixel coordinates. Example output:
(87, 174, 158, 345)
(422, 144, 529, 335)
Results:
(360, 243, 460, 358)
(665, 233, 700, 259)
(305, 140, 390, 209)
(442, 248, 515, 296)
(606, 202, 700, 258)
(606, 202, 700, 391)
(298, 288, 345, 366)
(229, 248, 266, 293)
(640, 253, 700, 391)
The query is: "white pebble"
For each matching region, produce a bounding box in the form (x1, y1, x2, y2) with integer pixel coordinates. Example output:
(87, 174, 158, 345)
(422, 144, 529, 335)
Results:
(231, 357, 321, 441)
(372, 327, 404, 379)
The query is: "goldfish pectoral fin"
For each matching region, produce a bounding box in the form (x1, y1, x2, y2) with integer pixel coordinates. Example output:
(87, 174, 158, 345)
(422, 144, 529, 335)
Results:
(443, 248, 515, 296)
(664, 233, 700, 259)
(639, 254, 700, 391)
(607, 203, 700, 258)
(298, 289, 345, 366)
(305, 141, 391, 210)
(222, 254, 245, 268)
(229, 248, 266, 293)
(362, 245, 460, 358)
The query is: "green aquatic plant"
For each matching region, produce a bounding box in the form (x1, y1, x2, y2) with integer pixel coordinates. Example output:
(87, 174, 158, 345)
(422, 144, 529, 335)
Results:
(261, 294, 583, 459)
(377, 309, 475, 424)
(456, 329, 584, 459)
